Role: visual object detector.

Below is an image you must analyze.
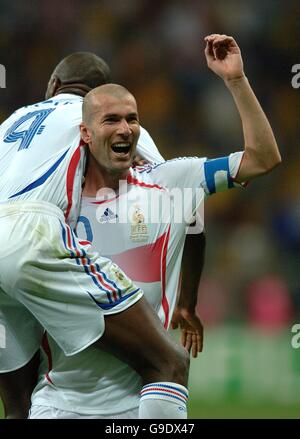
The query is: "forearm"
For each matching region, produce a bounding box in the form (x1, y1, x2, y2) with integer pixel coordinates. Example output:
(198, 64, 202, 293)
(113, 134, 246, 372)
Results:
(226, 76, 281, 181)
(179, 232, 206, 311)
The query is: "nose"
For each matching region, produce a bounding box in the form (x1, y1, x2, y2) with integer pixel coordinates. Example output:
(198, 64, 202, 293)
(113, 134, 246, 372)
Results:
(117, 119, 131, 137)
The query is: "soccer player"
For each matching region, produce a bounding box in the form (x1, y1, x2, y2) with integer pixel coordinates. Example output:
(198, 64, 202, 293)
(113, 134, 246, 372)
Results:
(0, 53, 191, 419)
(29, 34, 281, 418)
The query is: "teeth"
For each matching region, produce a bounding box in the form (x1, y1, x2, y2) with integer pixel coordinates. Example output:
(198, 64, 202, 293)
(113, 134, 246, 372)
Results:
(113, 143, 130, 148)
(111, 143, 131, 154)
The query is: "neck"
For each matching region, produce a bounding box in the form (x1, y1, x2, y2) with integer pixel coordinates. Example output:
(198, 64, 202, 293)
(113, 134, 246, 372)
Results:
(55, 84, 92, 98)
(83, 154, 130, 197)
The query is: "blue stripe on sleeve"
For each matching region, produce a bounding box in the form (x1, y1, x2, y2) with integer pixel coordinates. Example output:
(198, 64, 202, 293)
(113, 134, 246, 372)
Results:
(87, 288, 140, 310)
(204, 156, 234, 194)
(59, 220, 75, 259)
(95, 262, 122, 298)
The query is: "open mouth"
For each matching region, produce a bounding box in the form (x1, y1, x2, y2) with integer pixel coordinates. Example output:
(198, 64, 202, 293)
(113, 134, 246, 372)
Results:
(111, 143, 131, 155)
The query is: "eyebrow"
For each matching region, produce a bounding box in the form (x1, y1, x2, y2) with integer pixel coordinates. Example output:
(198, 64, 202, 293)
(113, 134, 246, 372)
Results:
(103, 112, 139, 119)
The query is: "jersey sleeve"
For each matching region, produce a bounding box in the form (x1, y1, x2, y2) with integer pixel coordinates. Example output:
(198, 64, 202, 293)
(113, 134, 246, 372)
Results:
(148, 151, 245, 195)
(136, 126, 165, 163)
(201, 151, 245, 195)
(148, 152, 244, 226)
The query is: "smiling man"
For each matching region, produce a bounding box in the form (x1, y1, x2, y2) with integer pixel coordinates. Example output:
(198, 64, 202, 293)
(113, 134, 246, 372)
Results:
(29, 34, 281, 419)
(81, 85, 140, 188)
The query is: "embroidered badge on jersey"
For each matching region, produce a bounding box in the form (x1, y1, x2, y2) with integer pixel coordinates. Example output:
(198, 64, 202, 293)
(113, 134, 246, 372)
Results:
(130, 204, 149, 242)
(109, 265, 133, 290)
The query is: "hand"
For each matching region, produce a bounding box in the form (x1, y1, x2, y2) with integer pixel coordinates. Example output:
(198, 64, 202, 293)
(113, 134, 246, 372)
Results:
(171, 307, 204, 358)
(204, 34, 245, 82)
(132, 154, 149, 167)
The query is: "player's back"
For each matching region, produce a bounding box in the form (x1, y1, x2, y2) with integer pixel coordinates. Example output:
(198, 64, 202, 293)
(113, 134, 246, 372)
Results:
(0, 93, 85, 225)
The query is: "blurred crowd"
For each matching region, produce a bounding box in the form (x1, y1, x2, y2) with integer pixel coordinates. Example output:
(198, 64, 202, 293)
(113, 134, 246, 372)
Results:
(1, 0, 299, 328)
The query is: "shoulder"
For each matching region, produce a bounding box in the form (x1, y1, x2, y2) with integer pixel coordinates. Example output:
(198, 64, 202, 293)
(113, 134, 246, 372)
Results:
(127, 167, 166, 191)
(132, 157, 206, 175)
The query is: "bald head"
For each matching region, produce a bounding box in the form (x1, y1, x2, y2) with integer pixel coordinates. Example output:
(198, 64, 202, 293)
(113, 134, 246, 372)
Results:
(80, 83, 140, 181)
(82, 84, 135, 124)
(45, 52, 111, 99)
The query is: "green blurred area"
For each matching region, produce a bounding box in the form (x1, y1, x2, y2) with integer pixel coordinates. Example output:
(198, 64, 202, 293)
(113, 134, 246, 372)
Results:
(188, 401, 300, 419)
(1, 326, 299, 419)
(187, 325, 300, 418)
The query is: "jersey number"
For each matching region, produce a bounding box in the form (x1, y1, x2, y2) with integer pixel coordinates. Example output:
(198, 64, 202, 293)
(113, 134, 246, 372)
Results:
(3, 108, 55, 151)
(76, 216, 94, 242)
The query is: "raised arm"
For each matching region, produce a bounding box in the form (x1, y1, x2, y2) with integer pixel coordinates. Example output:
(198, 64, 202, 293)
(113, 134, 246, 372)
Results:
(204, 34, 281, 182)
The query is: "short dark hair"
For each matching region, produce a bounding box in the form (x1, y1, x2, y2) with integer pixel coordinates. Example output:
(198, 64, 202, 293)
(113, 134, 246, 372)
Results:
(52, 52, 111, 88)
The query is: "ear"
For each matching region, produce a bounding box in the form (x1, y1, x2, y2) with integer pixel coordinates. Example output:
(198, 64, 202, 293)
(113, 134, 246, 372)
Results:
(45, 76, 61, 99)
(80, 123, 91, 144)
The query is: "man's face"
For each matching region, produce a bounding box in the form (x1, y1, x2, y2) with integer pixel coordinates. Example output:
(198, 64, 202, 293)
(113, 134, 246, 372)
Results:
(82, 93, 140, 175)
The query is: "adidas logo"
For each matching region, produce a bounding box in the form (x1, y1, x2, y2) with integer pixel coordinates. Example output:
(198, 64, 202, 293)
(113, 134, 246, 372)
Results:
(99, 208, 118, 223)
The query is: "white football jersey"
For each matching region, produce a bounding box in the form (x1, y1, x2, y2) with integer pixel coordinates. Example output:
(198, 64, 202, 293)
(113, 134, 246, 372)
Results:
(31, 152, 244, 416)
(0, 93, 85, 227)
(135, 127, 164, 163)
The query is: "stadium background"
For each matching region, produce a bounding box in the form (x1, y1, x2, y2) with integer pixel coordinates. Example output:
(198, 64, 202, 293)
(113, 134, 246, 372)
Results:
(0, 0, 300, 418)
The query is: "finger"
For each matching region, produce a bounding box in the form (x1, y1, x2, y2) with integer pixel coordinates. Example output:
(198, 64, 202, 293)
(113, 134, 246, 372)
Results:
(180, 328, 187, 348)
(205, 34, 232, 50)
(197, 334, 202, 354)
(132, 153, 149, 166)
(184, 316, 204, 352)
(186, 326, 202, 355)
(184, 331, 193, 353)
(205, 33, 222, 41)
(208, 34, 233, 42)
(199, 331, 204, 353)
(136, 159, 147, 166)
(192, 323, 203, 353)
(190, 333, 200, 358)
(214, 44, 228, 61)
(192, 334, 199, 358)
(213, 44, 219, 61)
(204, 40, 215, 62)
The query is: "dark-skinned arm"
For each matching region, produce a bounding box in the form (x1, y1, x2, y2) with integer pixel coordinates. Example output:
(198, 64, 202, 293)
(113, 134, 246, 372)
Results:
(171, 230, 206, 358)
(0, 349, 40, 419)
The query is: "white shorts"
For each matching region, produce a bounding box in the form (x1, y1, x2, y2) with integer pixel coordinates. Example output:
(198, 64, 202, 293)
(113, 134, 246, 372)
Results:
(0, 201, 143, 372)
(29, 405, 139, 419)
